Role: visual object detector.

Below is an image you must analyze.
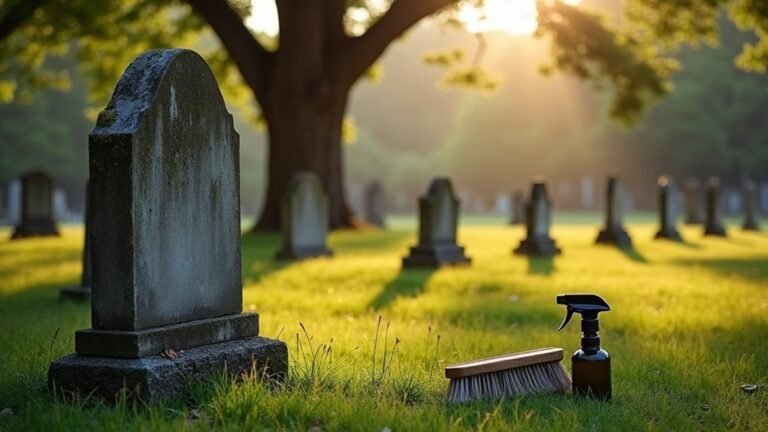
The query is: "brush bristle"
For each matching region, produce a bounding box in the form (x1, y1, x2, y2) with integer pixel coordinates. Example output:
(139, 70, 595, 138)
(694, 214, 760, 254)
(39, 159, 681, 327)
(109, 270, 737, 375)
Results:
(446, 360, 571, 403)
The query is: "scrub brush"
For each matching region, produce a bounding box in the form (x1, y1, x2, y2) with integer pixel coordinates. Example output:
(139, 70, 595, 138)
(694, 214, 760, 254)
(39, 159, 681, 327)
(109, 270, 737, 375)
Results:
(445, 347, 571, 403)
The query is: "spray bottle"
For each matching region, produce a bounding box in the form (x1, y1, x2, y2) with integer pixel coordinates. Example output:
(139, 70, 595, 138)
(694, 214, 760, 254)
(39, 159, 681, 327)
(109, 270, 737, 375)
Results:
(556, 294, 612, 400)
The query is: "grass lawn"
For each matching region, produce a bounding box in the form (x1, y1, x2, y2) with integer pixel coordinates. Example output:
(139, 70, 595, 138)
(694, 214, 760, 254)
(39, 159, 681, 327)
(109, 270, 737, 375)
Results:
(0, 216, 767, 430)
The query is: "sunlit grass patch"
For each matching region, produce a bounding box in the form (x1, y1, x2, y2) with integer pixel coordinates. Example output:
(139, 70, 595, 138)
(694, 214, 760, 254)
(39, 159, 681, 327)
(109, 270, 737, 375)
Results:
(1, 217, 767, 430)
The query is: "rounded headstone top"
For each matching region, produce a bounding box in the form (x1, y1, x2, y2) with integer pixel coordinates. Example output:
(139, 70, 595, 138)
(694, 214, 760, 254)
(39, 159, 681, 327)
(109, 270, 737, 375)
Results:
(288, 171, 324, 194)
(426, 177, 456, 201)
(92, 49, 228, 136)
(530, 180, 549, 200)
(685, 178, 700, 188)
(658, 175, 673, 187)
(706, 177, 720, 188)
(20, 170, 53, 181)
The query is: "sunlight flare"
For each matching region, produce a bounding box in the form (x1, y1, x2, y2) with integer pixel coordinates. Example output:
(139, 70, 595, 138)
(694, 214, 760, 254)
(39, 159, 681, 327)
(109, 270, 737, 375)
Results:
(458, 0, 582, 36)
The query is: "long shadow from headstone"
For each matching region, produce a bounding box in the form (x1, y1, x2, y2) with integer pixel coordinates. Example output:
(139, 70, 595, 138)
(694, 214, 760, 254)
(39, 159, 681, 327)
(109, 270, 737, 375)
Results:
(527, 256, 556, 275)
(240, 233, 294, 285)
(671, 257, 768, 285)
(617, 246, 648, 263)
(369, 268, 435, 310)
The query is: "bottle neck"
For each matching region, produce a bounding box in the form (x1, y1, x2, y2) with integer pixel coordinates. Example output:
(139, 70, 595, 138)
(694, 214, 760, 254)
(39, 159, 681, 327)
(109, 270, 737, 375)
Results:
(580, 316, 601, 352)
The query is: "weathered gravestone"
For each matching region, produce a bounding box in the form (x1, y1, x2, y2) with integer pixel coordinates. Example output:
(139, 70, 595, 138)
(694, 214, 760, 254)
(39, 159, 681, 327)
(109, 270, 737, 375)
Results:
(275, 171, 333, 260)
(7, 179, 21, 225)
(654, 175, 683, 241)
(595, 176, 632, 247)
(683, 178, 703, 224)
(703, 177, 727, 236)
(60, 181, 92, 301)
(11, 171, 59, 239)
(365, 181, 386, 227)
(402, 178, 471, 268)
(509, 191, 525, 225)
(48, 49, 287, 402)
(742, 180, 760, 231)
(514, 180, 561, 256)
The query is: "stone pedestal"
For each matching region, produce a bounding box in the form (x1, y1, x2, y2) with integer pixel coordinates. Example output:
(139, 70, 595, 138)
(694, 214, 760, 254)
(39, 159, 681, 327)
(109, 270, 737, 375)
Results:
(49, 337, 286, 403)
(514, 180, 561, 256)
(11, 171, 59, 239)
(703, 177, 727, 237)
(595, 176, 632, 248)
(403, 178, 471, 268)
(48, 49, 286, 402)
(654, 176, 683, 241)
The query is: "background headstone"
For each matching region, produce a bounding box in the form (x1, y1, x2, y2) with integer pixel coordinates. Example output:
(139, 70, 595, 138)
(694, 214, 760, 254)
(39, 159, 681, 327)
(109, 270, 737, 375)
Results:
(60, 181, 92, 301)
(49, 49, 286, 402)
(7, 180, 21, 225)
(509, 191, 525, 225)
(514, 179, 561, 256)
(11, 171, 59, 239)
(703, 177, 727, 237)
(595, 176, 632, 247)
(654, 176, 683, 241)
(742, 180, 760, 231)
(683, 178, 702, 224)
(275, 171, 333, 259)
(402, 177, 471, 268)
(365, 181, 386, 227)
(580, 176, 595, 210)
(494, 193, 510, 216)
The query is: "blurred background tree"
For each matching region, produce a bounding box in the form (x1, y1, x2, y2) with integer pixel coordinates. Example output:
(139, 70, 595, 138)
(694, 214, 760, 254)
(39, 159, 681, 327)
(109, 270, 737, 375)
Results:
(1, 0, 768, 222)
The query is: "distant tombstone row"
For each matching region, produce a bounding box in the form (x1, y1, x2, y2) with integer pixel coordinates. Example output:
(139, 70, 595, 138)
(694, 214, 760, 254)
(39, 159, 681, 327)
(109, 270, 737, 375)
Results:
(365, 181, 386, 228)
(654, 176, 683, 241)
(403, 178, 471, 268)
(11, 171, 59, 239)
(743, 181, 760, 231)
(595, 177, 632, 248)
(509, 191, 525, 225)
(703, 177, 727, 237)
(513, 180, 561, 256)
(49, 49, 287, 402)
(59, 181, 92, 301)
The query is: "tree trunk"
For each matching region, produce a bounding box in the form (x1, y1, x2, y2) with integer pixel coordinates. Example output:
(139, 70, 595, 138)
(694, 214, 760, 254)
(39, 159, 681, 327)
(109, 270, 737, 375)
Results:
(252, 0, 361, 232)
(253, 88, 361, 231)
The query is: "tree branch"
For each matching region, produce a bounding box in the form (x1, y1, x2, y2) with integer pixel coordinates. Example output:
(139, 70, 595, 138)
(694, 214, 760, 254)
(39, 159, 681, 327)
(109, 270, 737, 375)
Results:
(0, 0, 50, 42)
(186, 0, 273, 104)
(341, 0, 458, 85)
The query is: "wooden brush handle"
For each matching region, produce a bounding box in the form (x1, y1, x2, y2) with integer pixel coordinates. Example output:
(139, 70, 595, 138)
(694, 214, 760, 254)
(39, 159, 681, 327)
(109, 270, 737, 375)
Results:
(445, 347, 564, 378)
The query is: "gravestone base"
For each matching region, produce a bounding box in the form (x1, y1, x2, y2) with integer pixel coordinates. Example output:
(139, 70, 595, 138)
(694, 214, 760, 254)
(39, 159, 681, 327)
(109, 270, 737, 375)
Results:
(595, 227, 632, 248)
(742, 219, 760, 231)
(49, 336, 287, 403)
(76, 313, 259, 358)
(402, 244, 471, 268)
(513, 237, 562, 257)
(704, 223, 727, 237)
(654, 227, 683, 241)
(684, 216, 702, 225)
(11, 218, 59, 239)
(59, 286, 91, 302)
(275, 245, 333, 260)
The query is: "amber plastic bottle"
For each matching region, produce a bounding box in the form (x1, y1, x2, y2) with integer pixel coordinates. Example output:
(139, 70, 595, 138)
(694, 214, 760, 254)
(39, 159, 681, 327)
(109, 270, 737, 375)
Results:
(556, 294, 612, 400)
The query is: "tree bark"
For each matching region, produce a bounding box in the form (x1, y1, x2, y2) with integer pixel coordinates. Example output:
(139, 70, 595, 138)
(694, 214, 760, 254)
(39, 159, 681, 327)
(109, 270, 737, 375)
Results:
(188, 0, 458, 231)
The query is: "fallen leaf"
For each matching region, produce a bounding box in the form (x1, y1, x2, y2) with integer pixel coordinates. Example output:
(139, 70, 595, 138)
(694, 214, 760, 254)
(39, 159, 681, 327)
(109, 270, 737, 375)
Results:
(701, 404, 710, 411)
(160, 349, 180, 360)
(0, 407, 13, 416)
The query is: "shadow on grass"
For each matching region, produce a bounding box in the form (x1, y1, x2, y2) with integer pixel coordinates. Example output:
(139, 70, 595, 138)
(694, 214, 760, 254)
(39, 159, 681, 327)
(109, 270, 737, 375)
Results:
(671, 257, 768, 284)
(619, 246, 648, 263)
(329, 229, 411, 253)
(240, 233, 293, 284)
(528, 256, 556, 275)
(369, 268, 435, 310)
